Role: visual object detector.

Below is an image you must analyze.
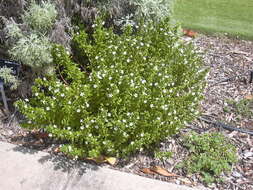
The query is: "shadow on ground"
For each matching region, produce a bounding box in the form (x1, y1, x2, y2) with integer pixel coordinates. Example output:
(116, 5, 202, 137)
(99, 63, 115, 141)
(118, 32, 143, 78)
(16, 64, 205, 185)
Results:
(12, 144, 99, 176)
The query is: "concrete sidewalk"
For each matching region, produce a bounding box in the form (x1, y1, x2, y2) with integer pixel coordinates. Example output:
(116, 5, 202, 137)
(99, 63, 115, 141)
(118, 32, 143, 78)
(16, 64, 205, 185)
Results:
(0, 142, 207, 190)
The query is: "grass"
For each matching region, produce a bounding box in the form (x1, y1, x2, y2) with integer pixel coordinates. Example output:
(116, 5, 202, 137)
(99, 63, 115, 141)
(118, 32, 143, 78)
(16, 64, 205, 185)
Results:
(173, 0, 253, 40)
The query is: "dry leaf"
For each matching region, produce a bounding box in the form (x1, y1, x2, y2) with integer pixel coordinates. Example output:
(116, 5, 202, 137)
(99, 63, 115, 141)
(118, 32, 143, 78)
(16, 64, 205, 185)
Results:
(105, 157, 117, 165)
(86, 156, 107, 164)
(245, 94, 253, 100)
(150, 166, 178, 177)
(86, 156, 117, 165)
(54, 147, 61, 153)
(33, 131, 49, 139)
(140, 168, 156, 175)
(178, 177, 194, 186)
(183, 29, 197, 38)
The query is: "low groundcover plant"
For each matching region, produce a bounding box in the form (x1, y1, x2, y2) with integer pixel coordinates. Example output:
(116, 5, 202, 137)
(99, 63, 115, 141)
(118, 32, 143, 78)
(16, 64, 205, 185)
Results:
(16, 17, 207, 158)
(180, 132, 238, 184)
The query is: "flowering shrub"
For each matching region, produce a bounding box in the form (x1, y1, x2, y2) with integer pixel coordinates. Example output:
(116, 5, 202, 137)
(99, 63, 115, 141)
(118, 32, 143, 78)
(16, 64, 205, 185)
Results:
(16, 18, 207, 158)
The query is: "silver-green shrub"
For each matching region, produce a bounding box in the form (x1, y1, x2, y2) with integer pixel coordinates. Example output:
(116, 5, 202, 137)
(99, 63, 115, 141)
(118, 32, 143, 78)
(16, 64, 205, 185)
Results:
(22, 0, 57, 33)
(9, 33, 52, 68)
(0, 67, 19, 90)
(6, 1, 57, 72)
(130, 0, 174, 22)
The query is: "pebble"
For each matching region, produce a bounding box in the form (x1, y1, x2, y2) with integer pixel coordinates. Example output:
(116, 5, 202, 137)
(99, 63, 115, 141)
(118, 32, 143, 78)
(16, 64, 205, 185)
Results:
(243, 151, 253, 158)
(232, 171, 243, 178)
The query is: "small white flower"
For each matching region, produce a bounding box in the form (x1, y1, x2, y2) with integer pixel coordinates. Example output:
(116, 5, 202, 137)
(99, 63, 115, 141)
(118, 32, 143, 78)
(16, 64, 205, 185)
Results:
(162, 89, 167, 93)
(122, 119, 126, 123)
(52, 97, 56, 100)
(108, 93, 113, 98)
(141, 79, 146, 84)
(88, 133, 92, 137)
(67, 127, 71, 130)
(91, 119, 95, 123)
(127, 59, 131, 63)
(140, 133, 144, 137)
(86, 103, 90, 107)
(95, 125, 99, 129)
(129, 122, 134, 126)
(80, 92, 84, 97)
(25, 98, 29, 102)
(109, 76, 112, 80)
(61, 93, 65, 97)
(53, 125, 57, 128)
(133, 93, 138, 98)
(68, 145, 72, 151)
(28, 120, 32, 124)
(49, 133, 53, 137)
(68, 101, 71, 104)
(80, 119, 83, 123)
(46, 107, 50, 111)
(95, 56, 99, 60)
(108, 113, 111, 117)
(35, 93, 39, 96)
(144, 100, 147, 103)
(150, 104, 154, 108)
(123, 51, 127, 55)
(93, 84, 97, 88)
(76, 109, 81, 113)
(80, 126, 84, 130)
(54, 89, 59, 93)
(112, 51, 116, 55)
(140, 42, 144, 46)
(131, 141, 134, 145)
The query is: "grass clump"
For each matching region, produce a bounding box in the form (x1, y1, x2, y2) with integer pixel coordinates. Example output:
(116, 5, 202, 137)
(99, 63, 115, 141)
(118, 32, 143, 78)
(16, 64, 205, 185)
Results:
(180, 132, 238, 184)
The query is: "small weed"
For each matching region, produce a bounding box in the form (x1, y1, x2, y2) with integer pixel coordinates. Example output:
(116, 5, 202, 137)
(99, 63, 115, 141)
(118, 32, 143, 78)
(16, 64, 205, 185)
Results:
(179, 132, 237, 184)
(224, 98, 253, 119)
(154, 150, 172, 161)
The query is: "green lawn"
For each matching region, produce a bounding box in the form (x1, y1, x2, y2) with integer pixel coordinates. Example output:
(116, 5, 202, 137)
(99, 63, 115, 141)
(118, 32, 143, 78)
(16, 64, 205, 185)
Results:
(173, 0, 253, 40)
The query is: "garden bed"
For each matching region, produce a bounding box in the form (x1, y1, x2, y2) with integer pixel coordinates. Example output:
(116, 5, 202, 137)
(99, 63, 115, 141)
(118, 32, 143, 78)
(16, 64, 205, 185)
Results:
(1, 34, 253, 190)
